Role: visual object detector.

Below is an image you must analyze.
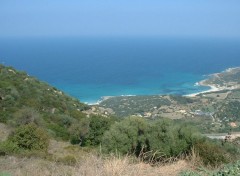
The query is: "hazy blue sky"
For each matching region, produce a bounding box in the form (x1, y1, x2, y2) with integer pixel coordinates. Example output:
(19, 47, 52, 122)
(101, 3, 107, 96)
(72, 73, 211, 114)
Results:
(0, 0, 240, 38)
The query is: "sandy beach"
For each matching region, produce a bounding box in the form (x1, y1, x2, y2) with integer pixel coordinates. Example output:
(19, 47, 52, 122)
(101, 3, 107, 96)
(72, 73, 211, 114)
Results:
(185, 84, 222, 97)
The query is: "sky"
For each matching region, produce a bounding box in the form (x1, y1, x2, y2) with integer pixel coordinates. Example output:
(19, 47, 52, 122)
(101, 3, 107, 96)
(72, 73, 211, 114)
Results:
(0, 0, 240, 38)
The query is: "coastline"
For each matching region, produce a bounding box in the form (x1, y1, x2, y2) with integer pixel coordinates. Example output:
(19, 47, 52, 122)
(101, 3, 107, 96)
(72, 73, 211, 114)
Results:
(85, 67, 240, 104)
(85, 95, 136, 105)
(185, 67, 240, 97)
(184, 84, 221, 97)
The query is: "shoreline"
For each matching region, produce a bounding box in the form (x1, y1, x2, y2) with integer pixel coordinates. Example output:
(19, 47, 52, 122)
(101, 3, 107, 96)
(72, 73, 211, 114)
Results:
(85, 67, 240, 104)
(85, 95, 136, 105)
(185, 67, 240, 97)
(184, 84, 222, 97)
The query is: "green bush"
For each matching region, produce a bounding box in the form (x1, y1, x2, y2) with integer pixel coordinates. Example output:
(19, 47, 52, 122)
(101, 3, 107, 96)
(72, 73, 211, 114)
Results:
(194, 141, 229, 167)
(0, 140, 19, 155)
(102, 116, 149, 155)
(102, 117, 202, 162)
(9, 124, 49, 151)
(48, 123, 70, 140)
(69, 118, 90, 145)
(84, 115, 114, 146)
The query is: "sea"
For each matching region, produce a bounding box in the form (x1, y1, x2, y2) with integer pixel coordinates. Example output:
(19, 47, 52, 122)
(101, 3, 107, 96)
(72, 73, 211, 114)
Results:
(1, 37, 240, 104)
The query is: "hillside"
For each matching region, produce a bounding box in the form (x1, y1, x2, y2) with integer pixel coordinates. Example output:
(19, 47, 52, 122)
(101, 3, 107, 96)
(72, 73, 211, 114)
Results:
(1, 65, 240, 176)
(0, 64, 89, 116)
(200, 67, 240, 87)
(0, 64, 94, 141)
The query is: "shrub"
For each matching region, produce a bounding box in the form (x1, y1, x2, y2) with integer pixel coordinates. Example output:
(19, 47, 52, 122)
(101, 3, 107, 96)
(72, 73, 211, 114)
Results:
(9, 124, 49, 151)
(102, 116, 149, 155)
(147, 119, 201, 160)
(48, 123, 70, 140)
(69, 118, 90, 145)
(102, 117, 202, 162)
(84, 115, 114, 146)
(194, 141, 228, 167)
(0, 140, 19, 155)
(13, 107, 41, 126)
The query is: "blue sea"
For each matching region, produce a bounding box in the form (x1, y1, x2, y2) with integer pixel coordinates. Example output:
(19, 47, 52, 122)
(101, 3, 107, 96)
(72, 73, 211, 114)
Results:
(1, 37, 240, 104)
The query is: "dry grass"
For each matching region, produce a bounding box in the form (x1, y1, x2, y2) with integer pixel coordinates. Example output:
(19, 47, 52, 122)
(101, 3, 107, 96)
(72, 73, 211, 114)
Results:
(187, 147, 203, 168)
(0, 123, 11, 142)
(0, 154, 190, 176)
(0, 139, 191, 176)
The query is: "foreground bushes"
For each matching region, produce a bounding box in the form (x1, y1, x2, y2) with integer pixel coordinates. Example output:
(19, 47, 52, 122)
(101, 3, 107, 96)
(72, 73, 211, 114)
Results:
(101, 117, 240, 166)
(10, 124, 49, 151)
(69, 115, 114, 146)
(102, 117, 202, 162)
(0, 124, 49, 155)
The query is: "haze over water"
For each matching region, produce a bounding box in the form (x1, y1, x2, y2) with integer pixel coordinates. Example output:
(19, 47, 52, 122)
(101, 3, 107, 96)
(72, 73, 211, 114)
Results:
(1, 37, 240, 104)
(1, 1, 240, 103)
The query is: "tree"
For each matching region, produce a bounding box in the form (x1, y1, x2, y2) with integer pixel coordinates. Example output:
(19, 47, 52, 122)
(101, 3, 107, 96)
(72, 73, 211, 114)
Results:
(102, 116, 149, 155)
(69, 118, 90, 146)
(84, 115, 114, 146)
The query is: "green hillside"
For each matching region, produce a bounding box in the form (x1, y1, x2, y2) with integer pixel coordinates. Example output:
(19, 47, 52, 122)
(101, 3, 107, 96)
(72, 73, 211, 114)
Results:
(0, 64, 89, 116)
(0, 64, 93, 141)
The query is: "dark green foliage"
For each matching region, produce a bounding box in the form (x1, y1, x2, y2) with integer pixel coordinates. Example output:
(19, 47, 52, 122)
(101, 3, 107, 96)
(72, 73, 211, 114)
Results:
(9, 124, 49, 151)
(102, 117, 238, 165)
(84, 115, 114, 146)
(102, 117, 202, 161)
(69, 118, 90, 145)
(68, 115, 114, 146)
(102, 116, 149, 155)
(48, 123, 70, 140)
(147, 119, 199, 158)
(169, 95, 194, 104)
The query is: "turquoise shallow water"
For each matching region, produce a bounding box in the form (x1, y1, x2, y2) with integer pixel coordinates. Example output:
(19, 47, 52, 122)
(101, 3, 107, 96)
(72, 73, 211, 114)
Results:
(1, 37, 240, 104)
(53, 72, 210, 104)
